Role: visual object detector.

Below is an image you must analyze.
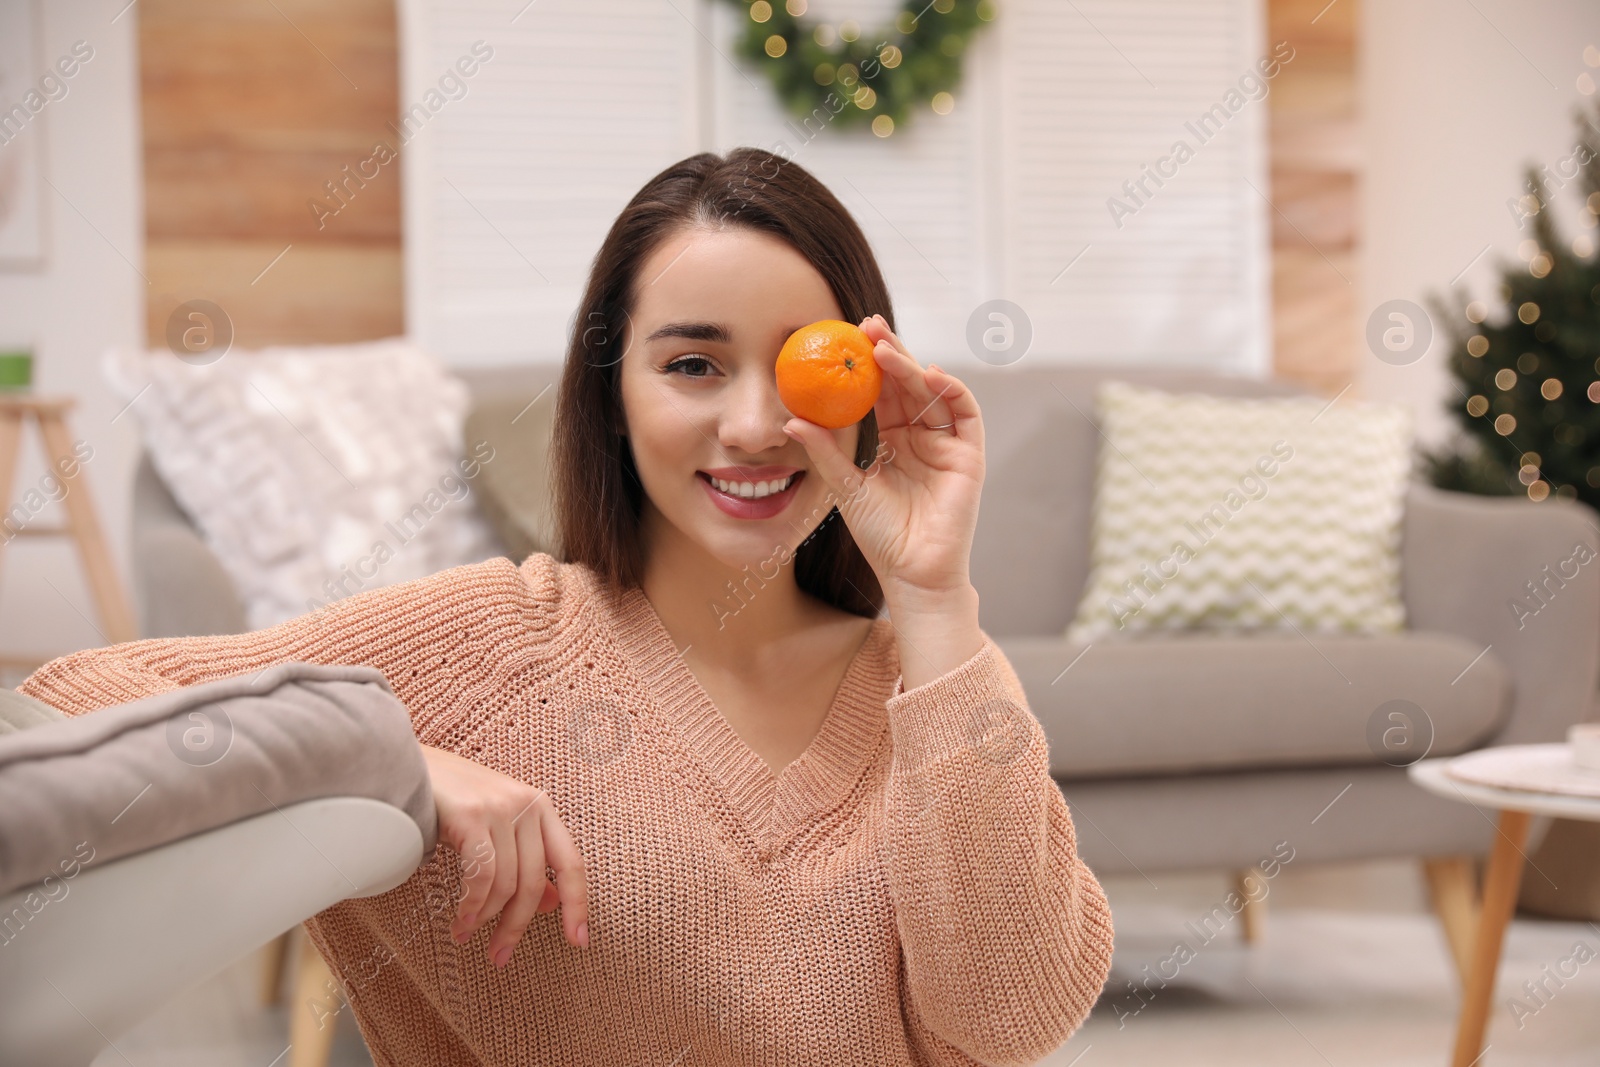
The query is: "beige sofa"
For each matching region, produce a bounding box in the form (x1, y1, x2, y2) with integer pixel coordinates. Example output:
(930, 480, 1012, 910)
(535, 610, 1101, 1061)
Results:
(129, 364, 1600, 918)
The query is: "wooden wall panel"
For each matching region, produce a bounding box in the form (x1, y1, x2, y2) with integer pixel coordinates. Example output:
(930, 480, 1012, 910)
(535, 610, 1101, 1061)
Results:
(145, 242, 404, 345)
(1267, 0, 1361, 396)
(140, 0, 402, 348)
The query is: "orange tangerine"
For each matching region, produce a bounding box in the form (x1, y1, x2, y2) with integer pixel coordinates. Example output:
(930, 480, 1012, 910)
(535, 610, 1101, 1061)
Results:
(774, 319, 882, 429)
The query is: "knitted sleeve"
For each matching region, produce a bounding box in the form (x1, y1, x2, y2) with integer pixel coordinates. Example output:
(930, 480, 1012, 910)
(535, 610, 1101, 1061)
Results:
(883, 636, 1114, 1066)
(16, 558, 532, 749)
(17, 635, 185, 714)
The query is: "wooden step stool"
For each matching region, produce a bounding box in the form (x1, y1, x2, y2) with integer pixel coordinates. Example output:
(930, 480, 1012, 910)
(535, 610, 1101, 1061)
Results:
(0, 395, 137, 675)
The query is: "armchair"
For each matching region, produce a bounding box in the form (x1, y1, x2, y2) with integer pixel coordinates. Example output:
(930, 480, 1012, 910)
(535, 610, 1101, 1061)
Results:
(0, 664, 435, 1067)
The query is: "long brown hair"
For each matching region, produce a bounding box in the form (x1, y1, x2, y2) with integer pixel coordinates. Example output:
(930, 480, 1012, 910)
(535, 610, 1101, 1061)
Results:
(551, 147, 886, 617)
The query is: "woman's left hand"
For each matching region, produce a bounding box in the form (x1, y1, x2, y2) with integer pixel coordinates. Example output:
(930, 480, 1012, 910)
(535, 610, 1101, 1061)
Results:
(783, 313, 984, 614)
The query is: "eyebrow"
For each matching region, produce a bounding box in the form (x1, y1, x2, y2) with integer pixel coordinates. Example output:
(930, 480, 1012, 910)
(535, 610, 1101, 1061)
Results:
(642, 321, 810, 344)
(644, 321, 730, 344)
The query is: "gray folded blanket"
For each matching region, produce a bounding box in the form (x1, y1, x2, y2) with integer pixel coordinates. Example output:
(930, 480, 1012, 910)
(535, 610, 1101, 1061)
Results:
(0, 662, 437, 897)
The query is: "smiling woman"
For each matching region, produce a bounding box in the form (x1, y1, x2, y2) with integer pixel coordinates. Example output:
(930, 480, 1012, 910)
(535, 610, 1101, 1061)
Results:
(20, 146, 1114, 1067)
(554, 155, 890, 620)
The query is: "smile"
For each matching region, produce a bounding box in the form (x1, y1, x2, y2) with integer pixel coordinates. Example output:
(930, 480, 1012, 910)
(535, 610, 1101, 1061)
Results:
(708, 473, 796, 499)
(697, 467, 804, 520)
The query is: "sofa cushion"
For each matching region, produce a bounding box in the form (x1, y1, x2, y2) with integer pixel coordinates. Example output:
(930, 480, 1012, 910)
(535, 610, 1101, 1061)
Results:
(1067, 381, 1413, 640)
(958, 367, 1309, 637)
(463, 375, 560, 561)
(0, 662, 436, 896)
(1001, 631, 1512, 780)
(104, 338, 502, 629)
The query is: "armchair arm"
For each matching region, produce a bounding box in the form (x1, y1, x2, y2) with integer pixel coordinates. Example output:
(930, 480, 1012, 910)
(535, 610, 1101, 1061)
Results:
(0, 796, 421, 1067)
(0, 661, 435, 1067)
(1401, 482, 1600, 745)
(130, 453, 247, 638)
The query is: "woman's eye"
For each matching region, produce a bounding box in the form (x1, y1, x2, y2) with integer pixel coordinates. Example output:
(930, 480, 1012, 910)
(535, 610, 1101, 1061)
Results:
(665, 356, 715, 377)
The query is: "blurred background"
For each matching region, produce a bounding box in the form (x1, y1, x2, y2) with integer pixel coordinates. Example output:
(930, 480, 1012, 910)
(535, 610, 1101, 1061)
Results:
(5, 1, 1600, 1064)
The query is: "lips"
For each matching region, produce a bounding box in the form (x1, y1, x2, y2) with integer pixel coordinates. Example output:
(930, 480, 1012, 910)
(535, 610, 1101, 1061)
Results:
(697, 468, 805, 520)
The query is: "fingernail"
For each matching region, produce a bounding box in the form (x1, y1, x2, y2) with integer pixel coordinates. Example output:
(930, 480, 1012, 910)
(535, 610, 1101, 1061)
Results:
(577, 922, 589, 948)
(493, 945, 513, 968)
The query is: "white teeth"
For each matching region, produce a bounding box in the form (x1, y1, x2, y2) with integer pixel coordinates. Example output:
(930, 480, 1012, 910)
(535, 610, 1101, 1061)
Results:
(710, 474, 794, 499)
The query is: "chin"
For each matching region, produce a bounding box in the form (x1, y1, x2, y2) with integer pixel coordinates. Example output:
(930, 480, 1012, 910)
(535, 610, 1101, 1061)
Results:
(694, 526, 799, 577)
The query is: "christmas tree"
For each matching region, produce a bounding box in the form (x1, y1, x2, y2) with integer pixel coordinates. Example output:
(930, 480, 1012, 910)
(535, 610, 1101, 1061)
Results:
(1425, 101, 1600, 506)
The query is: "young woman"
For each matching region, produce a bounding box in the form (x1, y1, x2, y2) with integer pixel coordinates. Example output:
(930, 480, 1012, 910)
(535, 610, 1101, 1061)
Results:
(22, 148, 1113, 1065)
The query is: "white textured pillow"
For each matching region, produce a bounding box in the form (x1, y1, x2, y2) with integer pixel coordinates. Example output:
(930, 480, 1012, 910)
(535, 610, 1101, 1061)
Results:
(105, 338, 501, 629)
(1067, 381, 1413, 641)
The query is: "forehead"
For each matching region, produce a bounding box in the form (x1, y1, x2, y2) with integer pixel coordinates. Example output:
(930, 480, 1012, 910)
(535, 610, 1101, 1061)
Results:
(630, 226, 842, 335)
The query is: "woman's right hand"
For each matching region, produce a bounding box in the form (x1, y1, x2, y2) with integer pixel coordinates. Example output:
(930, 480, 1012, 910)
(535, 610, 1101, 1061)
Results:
(418, 744, 590, 968)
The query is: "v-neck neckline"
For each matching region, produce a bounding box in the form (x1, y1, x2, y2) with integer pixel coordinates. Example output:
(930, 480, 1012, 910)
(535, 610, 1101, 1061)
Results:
(602, 578, 896, 854)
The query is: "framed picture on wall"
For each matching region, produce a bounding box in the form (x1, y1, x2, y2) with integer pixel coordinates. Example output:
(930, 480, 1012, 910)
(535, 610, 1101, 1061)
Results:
(0, 0, 46, 270)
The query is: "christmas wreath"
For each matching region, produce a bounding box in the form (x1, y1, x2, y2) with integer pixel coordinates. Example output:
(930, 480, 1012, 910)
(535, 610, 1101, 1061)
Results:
(718, 0, 998, 137)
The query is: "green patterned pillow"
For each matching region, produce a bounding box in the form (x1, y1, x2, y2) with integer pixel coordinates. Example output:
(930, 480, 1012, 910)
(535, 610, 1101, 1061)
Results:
(1067, 381, 1413, 641)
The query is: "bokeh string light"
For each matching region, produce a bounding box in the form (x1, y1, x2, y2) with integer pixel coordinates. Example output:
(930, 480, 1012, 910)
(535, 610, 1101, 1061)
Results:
(1425, 93, 1600, 505)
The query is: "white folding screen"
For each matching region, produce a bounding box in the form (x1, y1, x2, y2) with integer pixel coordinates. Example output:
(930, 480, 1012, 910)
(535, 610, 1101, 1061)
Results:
(400, 0, 1267, 373)
(397, 0, 705, 362)
(997, 0, 1269, 371)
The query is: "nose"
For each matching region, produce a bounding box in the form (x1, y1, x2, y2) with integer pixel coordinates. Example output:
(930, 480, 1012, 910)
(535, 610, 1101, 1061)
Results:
(717, 365, 791, 457)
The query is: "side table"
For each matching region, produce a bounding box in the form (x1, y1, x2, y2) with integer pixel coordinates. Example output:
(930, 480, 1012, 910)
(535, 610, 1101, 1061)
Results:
(0, 396, 137, 673)
(1410, 748, 1600, 1066)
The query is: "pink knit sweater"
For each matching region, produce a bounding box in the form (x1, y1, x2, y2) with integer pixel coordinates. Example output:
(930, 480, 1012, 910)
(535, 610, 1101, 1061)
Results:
(21, 553, 1113, 1066)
